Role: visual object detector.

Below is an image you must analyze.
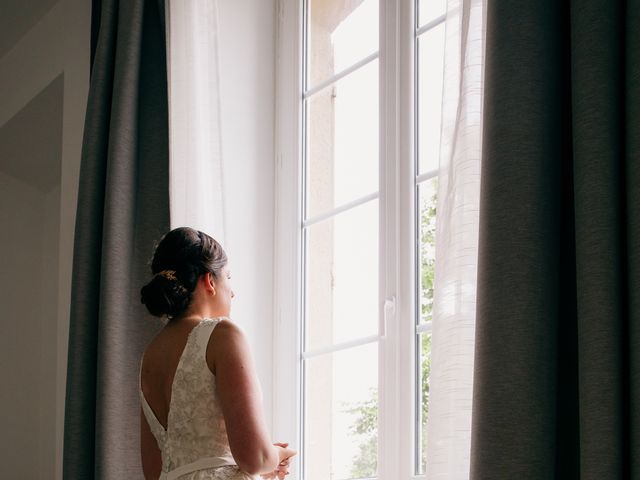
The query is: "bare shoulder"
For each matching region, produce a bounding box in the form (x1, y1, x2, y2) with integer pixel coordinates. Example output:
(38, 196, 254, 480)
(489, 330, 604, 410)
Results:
(215, 318, 242, 334)
(206, 319, 249, 374)
(212, 319, 247, 346)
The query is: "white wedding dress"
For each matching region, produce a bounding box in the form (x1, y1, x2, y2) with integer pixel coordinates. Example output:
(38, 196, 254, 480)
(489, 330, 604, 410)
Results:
(139, 317, 259, 480)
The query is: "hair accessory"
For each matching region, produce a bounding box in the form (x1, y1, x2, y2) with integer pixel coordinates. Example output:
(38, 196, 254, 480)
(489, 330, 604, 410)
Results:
(155, 269, 177, 281)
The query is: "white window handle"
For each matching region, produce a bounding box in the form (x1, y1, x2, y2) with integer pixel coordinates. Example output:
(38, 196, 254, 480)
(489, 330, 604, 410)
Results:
(382, 296, 395, 338)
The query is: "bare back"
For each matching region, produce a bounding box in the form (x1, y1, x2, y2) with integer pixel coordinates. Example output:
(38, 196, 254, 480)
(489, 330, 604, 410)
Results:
(140, 319, 212, 429)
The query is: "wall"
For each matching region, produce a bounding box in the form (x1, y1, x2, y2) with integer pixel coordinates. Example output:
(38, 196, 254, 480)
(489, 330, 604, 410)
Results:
(0, 172, 54, 478)
(217, 0, 277, 433)
(0, 0, 90, 478)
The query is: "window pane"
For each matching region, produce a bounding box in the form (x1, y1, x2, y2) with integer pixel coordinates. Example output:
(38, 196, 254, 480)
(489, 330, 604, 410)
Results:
(307, 0, 378, 89)
(418, 177, 438, 324)
(306, 60, 379, 220)
(417, 0, 447, 27)
(417, 23, 445, 175)
(305, 199, 379, 351)
(304, 342, 379, 480)
(416, 330, 432, 475)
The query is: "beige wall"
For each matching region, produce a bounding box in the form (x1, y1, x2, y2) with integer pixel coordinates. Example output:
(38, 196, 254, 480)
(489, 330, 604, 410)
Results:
(0, 0, 89, 478)
(0, 172, 62, 480)
(0, 172, 59, 478)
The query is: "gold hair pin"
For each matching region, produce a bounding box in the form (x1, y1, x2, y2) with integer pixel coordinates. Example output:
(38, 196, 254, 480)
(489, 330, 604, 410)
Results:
(155, 269, 177, 281)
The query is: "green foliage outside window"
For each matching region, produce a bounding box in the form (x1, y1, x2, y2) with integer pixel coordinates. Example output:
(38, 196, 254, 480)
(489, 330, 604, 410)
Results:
(343, 180, 437, 478)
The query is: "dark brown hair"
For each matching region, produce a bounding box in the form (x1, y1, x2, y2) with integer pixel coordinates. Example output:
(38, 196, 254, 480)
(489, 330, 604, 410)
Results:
(140, 227, 227, 319)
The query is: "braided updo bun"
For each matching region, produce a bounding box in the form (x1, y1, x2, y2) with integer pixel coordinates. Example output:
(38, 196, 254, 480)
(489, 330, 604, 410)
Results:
(140, 227, 228, 319)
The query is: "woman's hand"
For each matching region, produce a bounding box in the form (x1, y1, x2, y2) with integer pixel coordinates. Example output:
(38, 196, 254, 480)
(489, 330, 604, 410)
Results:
(260, 442, 296, 479)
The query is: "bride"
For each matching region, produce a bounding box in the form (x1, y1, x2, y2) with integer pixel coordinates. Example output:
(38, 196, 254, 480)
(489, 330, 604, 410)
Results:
(139, 227, 296, 479)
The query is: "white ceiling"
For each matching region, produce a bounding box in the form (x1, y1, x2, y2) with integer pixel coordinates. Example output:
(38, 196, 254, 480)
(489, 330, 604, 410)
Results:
(0, 0, 61, 59)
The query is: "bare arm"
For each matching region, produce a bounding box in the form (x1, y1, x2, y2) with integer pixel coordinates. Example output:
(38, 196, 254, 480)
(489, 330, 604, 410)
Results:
(140, 407, 162, 479)
(210, 320, 279, 475)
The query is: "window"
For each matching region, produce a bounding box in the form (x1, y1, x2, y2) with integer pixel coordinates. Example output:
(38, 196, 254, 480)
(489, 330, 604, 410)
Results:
(303, 2, 380, 479)
(274, 1, 451, 479)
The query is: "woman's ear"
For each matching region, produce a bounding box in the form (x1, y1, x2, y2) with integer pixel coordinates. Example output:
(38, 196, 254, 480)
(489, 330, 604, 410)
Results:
(206, 272, 217, 294)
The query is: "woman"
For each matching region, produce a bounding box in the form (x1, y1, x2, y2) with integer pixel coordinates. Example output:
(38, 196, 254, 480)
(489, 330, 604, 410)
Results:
(139, 227, 296, 479)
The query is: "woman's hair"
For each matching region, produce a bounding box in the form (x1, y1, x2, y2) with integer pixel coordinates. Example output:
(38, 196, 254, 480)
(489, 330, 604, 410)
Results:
(140, 227, 228, 319)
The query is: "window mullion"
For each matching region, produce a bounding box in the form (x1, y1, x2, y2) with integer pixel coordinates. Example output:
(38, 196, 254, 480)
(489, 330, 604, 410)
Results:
(378, 0, 402, 480)
(398, 0, 420, 479)
(381, 0, 422, 477)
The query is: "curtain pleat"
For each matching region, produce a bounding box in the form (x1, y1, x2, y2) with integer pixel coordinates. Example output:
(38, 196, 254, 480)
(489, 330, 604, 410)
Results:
(63, 0, 169, 477)
(165, 0, 227, 241)
(471, 0, 640, 477)
(628, 1, 640, 476)
(424, 0, 486, 477)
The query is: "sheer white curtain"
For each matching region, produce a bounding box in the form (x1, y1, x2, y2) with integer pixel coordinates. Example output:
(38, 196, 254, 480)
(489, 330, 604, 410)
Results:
(165, 0, 227, 243)
(425, 0, 486, 478)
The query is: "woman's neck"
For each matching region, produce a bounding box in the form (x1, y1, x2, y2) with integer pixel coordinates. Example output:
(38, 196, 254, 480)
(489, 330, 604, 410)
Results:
(172, 306, 229, 323)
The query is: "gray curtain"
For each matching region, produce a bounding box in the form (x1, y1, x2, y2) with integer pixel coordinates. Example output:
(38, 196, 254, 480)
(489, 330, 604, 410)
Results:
(63, 0, 169, 477)
(471, 0, 640, 478)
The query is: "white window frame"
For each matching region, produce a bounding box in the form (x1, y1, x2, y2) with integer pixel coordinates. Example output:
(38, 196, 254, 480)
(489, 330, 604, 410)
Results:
(273, 1, 422, 479)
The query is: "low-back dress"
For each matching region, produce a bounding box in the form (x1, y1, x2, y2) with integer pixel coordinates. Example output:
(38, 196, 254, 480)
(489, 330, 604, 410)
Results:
(139, 317, 259, 480)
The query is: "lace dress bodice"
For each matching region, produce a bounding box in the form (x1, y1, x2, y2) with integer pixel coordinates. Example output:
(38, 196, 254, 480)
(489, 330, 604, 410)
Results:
(139, 317, 258, 480)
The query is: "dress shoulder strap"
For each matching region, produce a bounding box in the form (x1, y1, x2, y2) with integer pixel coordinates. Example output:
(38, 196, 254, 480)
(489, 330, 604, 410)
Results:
(190, 317, 227, 363)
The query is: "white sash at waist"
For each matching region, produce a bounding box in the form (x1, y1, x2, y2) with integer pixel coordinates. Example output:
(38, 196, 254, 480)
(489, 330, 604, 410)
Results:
(159, 455, 238, 480)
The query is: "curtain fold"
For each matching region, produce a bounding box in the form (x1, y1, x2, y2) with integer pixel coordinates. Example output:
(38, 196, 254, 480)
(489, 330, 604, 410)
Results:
(63, 0, 170, 477)
(424, 0, 486, 477)
(471, 0, 640, 477)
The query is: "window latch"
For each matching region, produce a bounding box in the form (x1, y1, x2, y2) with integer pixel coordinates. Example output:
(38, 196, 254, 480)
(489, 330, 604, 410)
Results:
(382, 296, 395, 339)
